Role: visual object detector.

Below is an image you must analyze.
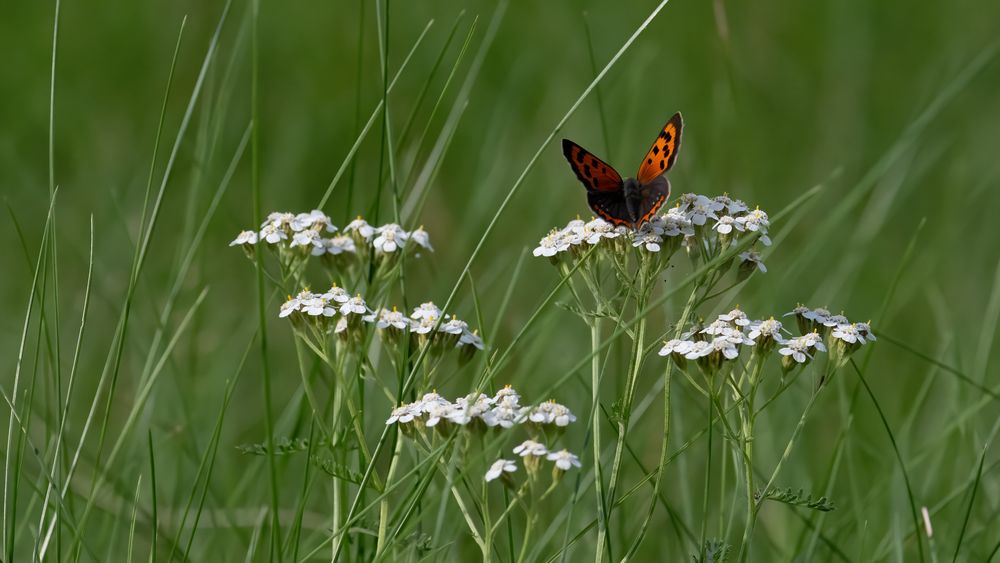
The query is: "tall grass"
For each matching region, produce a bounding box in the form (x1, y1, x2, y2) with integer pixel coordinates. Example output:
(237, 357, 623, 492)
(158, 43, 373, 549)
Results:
(3, 0, 1000, 561)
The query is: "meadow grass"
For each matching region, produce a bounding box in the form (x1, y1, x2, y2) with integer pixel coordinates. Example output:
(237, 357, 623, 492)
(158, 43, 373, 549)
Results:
(3, 0, 1000, 561)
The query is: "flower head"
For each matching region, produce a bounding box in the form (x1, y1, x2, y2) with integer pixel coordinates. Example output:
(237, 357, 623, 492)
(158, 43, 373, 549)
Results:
(364, 307, 411, 330)
(409, 226, 433, 252)
(230, 230, 258, 247)
(528, 401, 577, 427)
(533, 229, 571, 258)
(513, 439, 549, 458)
(345, 217, 375, 240)
(323, 235, 357, 256)
(259, 223, 288, 245)
(485, 459, 517, 482)
(373, 224, 409, 254)
(339, 295, 370, 316)
(546, 449, 582, 471)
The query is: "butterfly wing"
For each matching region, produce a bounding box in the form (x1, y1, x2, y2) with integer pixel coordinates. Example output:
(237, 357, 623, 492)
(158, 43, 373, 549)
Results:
(635, 112, 683, 184)
(587, 191, 633, 228)
(636, 176, 671, 226)
(561, 140, 624, 192)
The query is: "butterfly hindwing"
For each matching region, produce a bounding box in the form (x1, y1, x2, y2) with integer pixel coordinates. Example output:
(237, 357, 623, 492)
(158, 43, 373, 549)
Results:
(635, 112, 683, 185)
(587, 191, 632, 228)
(561, 140, 624, 193)
(636, 176, 671, 226)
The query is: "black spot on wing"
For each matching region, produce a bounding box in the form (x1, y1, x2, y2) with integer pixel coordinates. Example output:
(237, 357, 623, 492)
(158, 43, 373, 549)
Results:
(652, 146, 659, 155)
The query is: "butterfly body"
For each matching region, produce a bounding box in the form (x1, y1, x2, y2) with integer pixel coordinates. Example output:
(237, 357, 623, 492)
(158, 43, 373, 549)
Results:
(563, 112, 683, 230)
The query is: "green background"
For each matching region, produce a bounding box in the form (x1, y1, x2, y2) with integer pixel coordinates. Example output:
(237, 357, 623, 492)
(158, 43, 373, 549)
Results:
(2, 0, 1000, 559)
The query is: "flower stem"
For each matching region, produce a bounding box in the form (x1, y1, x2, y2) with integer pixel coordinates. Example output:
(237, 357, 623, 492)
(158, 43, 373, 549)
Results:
(601, 260, 652, 561)
(589, 318, 610, 561)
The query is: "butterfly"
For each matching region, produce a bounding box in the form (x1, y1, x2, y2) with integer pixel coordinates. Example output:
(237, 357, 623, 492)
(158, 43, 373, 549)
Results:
(561, 112, 683, 230)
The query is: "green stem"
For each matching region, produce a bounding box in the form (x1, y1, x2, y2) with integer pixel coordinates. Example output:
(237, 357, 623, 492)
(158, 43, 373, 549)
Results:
(589, 319, 610, 560)
(602, 260, 652, 561)
(737, 355, 765, 558)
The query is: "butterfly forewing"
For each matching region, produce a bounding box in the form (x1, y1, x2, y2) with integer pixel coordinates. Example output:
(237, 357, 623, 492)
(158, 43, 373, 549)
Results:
(561, 140, 624, 193)
(635, 112, 682, 185)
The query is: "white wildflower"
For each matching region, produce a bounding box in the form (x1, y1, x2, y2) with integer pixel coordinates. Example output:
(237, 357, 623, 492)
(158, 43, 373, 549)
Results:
(386, 403, 419, 425)
(364, 307, 411, 330)
(290, 229, 326, 255)
(546, 450, 582, 471)
(411, 302, 443, 321)
(738, 251, 767, 273)
(485, 459, 517, 482)
(339, 295, 369, 316)
(457, 329, 485, 350)
(323, 235, 356, 255)
(323, 285, 351, 303)
(259, 223, 288, 245)
(261, 211, 294, 229)
(409, 226, 433, 251)
(229, 230, 258, 246)
(373, 224, 408, 253)
(344, 217, 375, 240)
(719, 307, 752, 327)
(513, 440, 549, 458)
(659, 338, 695, 356)
(529, 401, 576, 426)
(713, 215, 743, 235)
(439, 316, 468, 335)
(747, 318, 785, 343)
(533, 229, 571, 257)
(632, 224, 662, 252)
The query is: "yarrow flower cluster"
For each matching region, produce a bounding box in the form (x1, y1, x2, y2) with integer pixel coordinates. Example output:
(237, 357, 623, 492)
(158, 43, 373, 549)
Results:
(383, 387, 581, 482)
(229, 211, 433, 257)
(533, 194, 771, 265)
(279, 293, 484, 352)
(659, 305, 877, 374)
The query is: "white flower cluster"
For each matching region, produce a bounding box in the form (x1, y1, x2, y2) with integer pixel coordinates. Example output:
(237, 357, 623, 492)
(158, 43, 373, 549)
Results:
(280, 294, 484, 349)
(385, 387, 576, 430)
(278, 286, 368, 333)
(659, 305, 877, 373)
(658, 307, 784, 367)
(485, 440, 582, 482)
(784, 305, 877, 352)
(532, 194, 772, 262)
(230, 211, 432, 256)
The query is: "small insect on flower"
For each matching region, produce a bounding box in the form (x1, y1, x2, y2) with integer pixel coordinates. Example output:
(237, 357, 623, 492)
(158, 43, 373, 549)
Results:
(485, 459, 517, 482)
(229, 230, 258, 247)
(546, 450, 582, 471)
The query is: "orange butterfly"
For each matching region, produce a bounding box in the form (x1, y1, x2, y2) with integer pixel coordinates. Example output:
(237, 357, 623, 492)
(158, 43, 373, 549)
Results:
(561, 112, 683, 229)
